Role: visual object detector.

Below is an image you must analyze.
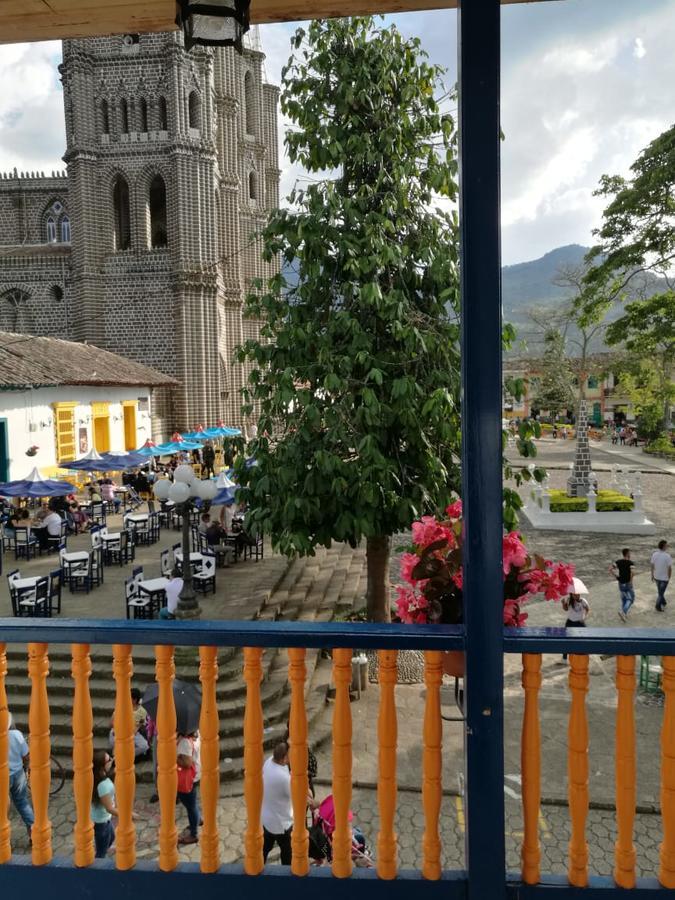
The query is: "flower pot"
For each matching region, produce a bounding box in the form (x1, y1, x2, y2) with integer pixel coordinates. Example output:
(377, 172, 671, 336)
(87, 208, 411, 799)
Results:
(443, 650, 465, 678)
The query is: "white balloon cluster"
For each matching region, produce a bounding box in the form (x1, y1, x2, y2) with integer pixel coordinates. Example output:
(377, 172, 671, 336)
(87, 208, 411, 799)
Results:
(152, 465, 219, 504)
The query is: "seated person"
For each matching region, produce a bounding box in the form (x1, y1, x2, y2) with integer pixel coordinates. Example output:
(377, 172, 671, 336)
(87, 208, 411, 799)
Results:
(5, 506, 30, 538)
(35, 502, 50, 523)
(68, 501, 90, 534)
(88, 483, 103, 504)
(159, 568, 183, 620)
(198, 513, 211, 536)
(205, 519, 227, 547)
(37, 507, 63, 550)
(49, 495, 69, 516)
(109, 687, 149, 758)
(100, 479, 121, 513)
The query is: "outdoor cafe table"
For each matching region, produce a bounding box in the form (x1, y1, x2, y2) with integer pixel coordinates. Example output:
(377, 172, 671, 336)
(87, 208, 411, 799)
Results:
(11, 576, 40, 591)
(125, 513, 149, 524)
(173, 549, 203, 574)
(61, 550, 89, 564)
(137, 576, 169, 615)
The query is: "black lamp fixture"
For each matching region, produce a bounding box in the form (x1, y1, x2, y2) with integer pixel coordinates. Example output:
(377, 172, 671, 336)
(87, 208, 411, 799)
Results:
(178, 0, 251, 52)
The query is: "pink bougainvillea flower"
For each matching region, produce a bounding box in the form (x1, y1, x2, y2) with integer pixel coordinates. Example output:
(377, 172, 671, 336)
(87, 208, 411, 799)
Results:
(445, 499, 463, 519)
(400, 552, 421, 586)
(411, 515, 454, 551)
(452, 570, 463, 590)
(395, 585, 430, 625)
(503, 600, 528, 627)
(502, 531, 528, 574)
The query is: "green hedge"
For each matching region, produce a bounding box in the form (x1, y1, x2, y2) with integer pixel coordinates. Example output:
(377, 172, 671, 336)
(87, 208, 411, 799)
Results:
(545, 489, 634, 513)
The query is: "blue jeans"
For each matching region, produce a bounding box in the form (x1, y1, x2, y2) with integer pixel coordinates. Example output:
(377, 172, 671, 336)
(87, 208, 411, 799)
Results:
(656, 580, 669, 609)
(177, 784, 200, 837)
(619, 583, 635, 615)
(9, 769, 34, 828)
(94, 819, 115, 858)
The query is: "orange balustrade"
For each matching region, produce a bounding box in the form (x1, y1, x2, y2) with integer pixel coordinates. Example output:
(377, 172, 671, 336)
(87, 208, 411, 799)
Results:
(660, 655, 675, 888)
(112, 644, 136, 870)
(288, 647, 309, 876)
(71, 643, 94, 867)
(243, 647, 264, 875)
(28, 642, 52, 865)
(567, 654, 589, 887)
(199, 645, 220, 874)
(614, 655, 636, 888)
(332, 647, 353, 878)
(422, 650, 442, 880)
(377, 649, 398, 880)
(156, 644, 178, 872)
(521, 653, 542, 885)
(0, 642, 10, 863)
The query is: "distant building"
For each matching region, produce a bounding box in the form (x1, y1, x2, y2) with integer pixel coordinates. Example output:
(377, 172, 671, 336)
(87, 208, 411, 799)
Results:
(0, 330, 176, 480)
(0, 30, 280, 434)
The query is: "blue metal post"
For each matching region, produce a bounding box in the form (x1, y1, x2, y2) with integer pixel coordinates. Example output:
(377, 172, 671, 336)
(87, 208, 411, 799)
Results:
(458, 0, 506, 897)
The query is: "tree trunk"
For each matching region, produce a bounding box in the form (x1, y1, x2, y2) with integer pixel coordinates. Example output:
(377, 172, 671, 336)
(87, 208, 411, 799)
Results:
(366, 535, 391, 623)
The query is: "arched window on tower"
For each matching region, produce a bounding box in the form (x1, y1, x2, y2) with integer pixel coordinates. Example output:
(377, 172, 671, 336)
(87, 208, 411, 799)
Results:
(112, 175, 131, 251)
(46, 216, 57, 243)
(148, 175, 168, 249)
(139, 97, 148, 133)
(244, 71, 255, 135)
(101, 99, 110, 135)
(120, 98, 129, 134)
(248, 172, 257, 202)
(0, 288, 31, 331)
(60, 216, 71, 243)
(188, 91, 201, 130)
(158, 96, 168, 131)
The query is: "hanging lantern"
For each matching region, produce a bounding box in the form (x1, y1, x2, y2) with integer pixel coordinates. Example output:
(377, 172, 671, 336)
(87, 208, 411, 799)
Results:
(178, 1, 251, 52)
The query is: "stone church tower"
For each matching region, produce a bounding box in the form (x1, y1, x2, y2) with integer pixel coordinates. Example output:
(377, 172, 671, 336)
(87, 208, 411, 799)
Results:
(0, 31, 279, 434)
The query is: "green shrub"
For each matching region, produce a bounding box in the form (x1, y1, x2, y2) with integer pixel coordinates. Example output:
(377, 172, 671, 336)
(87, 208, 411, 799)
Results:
(543, 489, 633, 513)
(646, 435, 675, 454)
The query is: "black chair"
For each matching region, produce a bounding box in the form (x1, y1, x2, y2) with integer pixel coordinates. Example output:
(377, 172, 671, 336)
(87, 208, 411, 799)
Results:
(193, 552, 216, 595)
(242, 531, 264, 562)
(14, 526, 39, 561)
(17, 575, 51, 617)
(158, 501, 172, 530)
(47, 519, 67, 553)
(191, 524, 200, 552)
(90, 503, 107, 527)
(149, 512, 161, 544)
(90, 547, 104, 587)
(63, 554, 92, 594)
(48, 569, 62, 614)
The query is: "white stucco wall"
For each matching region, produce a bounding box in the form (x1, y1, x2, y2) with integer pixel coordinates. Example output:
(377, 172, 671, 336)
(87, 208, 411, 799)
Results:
(0, 385, 153, 479)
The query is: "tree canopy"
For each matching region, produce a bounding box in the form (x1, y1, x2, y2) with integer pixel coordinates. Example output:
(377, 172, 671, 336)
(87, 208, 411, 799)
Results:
(530, 329, 576, 421)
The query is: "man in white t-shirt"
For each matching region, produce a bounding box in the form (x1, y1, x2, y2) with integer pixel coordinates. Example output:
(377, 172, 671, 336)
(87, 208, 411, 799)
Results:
(261, 742, 293, 865)
(159, 569, 183, 620)
(651, 539, 673, 612)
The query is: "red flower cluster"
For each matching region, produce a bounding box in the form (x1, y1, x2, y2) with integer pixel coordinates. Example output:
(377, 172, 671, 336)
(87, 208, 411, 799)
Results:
(396, 500, 574, 626)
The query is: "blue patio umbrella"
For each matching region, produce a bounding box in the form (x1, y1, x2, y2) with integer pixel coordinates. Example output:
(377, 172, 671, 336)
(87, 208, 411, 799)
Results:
(154, 439, 204, 454)
(97, 451, 148, 470)
(135, 440, 165, 457)
(60, 447, 106, 472)
(0, 467, 76, 498)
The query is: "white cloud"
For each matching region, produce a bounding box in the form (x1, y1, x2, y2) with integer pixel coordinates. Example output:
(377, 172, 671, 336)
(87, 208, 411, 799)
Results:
(634, 37, 647, 59)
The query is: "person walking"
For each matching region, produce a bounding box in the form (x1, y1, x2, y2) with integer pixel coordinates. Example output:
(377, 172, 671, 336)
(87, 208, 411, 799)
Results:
(202, 441, 216, 479)
(561, 579, 590, 661)
(610, 548, 636, 622)
(651, 539, 673, 612)
(91, 750, 118, 858)
(8, 714, 34, 842)
(261, 742, 293, 865)
(176, 731, 201, 845)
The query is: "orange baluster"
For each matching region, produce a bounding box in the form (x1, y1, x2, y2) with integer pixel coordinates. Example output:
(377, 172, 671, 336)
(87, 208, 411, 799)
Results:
(243, 647, 264, 875)
(377, 649, 398, 880)
(288, 647, 309, 876)
(521, 653, 542, 885)
(568, 654, 589, 887)
(156, 644, 178, 872)
(660, 656, 675, 887)
(614, 655, 636, 888)
(422, 650, 442, 880)
(332, 647, 353, 879)
(199, 645, 220, 874)
(112, 644, 136, 870)
(71, 643, 94, 867)
(0, 642, 10, 863)
(28, 642, 52, 865)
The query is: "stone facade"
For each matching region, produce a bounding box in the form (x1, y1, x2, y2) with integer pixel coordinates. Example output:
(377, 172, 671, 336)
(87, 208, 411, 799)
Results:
(0, 30, 279, 435)
(567, 400, 596, 497)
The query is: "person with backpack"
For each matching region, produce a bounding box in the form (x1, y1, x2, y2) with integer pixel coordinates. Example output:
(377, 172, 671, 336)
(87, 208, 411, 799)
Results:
(176, 731, 201, 846)
(91, 750, 118, 858)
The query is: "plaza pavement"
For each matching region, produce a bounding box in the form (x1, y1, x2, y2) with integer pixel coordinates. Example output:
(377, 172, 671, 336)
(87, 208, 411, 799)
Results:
(4, 440, 674, 876)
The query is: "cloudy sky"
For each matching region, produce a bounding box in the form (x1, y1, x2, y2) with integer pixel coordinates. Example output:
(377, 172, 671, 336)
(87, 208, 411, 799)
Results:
(0, 0, 673, 264)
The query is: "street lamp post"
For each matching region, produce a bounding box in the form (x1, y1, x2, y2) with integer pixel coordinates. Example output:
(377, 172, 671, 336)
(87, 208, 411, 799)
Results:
(153, 464, 218, 620)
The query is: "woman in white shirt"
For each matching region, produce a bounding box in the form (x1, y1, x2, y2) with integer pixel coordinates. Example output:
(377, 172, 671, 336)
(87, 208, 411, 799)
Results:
(561, 591, 590, 661)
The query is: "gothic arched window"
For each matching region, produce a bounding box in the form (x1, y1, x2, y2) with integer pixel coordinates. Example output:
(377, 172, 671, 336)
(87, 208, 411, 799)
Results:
(248, 172, 257, 202)
(188, 91, 201, 130)
(149, 175, 168, 249)
(120, 98, 129, 134)
(139, 97, 148, 133)
(101, 99, 110, 135)
(0, 288, 31, 331)
(60, 216, 71, 243)
(112, 175, 131, 251)
(46, 217, 57, 243)
(158, 96, 168, 131)
(244, 71, 255, 135)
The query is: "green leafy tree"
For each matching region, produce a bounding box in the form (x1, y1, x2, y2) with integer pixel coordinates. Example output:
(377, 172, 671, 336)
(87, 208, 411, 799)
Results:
(530, 330, 576, 421)
(605, 292, 675, 435)
(236, 17, 539, 622)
